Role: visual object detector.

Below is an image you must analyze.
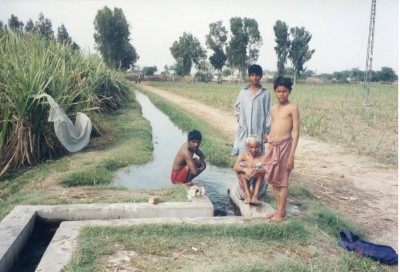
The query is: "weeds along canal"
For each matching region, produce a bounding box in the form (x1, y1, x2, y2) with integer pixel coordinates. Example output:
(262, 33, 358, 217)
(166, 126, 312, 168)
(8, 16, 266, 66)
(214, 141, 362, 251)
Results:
(113, 90, 238, 216)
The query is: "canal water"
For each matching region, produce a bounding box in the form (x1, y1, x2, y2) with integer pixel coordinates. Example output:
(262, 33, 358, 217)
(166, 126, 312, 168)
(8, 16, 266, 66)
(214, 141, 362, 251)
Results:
(11, 217, 60, 272)
(113, 90, 238, 216)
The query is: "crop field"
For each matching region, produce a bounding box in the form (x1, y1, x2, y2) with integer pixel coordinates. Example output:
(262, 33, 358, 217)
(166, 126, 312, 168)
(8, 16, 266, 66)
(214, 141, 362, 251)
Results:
(148, 81, 398, 166)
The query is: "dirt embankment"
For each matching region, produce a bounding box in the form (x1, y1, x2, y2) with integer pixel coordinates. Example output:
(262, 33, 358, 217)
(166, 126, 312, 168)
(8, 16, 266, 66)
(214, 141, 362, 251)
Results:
(139, 84, 398, 250)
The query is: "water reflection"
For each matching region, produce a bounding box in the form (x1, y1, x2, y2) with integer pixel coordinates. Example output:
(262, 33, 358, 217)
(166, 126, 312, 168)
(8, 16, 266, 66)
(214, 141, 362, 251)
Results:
(113, 90, 237, 216)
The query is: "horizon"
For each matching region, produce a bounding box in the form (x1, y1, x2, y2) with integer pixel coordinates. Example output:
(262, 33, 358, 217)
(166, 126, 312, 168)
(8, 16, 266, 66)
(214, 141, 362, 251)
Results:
(1, 0, 398, 74)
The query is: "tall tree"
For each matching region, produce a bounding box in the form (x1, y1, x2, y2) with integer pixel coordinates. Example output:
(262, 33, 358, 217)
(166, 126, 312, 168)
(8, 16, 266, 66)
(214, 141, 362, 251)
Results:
(226, 17, 247, 77)
(142, 66, 158, 76)
(57, 24, 72, 44)
(273, 20, 290, 76)
(243, 18, 262, 63)
(379, 67, 397, 83)
(170, 32, 206, 77)
(206, 21, 227, 81)
(350, 68, 364, 82)
(35, 13, 54, 40)
(8, 14, 24, 33)
(25, 19, 36, 33)
(196, 59, 214, 83)
(288, 26, 315, 83)
(57, 23, 80, 50)
(162, 65, 170, 75)
(226, 17, 262, 79)
(94, 6, 139, 70)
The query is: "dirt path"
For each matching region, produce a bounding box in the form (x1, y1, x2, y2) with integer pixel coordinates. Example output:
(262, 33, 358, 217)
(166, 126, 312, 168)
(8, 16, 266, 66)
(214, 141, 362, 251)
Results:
(140, 84, 398, 250)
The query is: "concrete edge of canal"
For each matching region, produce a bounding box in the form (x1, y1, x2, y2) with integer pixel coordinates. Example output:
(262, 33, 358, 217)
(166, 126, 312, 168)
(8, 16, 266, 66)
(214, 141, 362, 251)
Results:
(1, 184, 276, 272)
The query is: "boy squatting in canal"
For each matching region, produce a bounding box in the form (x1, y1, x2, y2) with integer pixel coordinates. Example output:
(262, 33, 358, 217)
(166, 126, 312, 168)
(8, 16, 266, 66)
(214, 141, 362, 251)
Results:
(262, 76, 299, 223)
(171, 129, 206, 186)
(233, 134, 267, 205)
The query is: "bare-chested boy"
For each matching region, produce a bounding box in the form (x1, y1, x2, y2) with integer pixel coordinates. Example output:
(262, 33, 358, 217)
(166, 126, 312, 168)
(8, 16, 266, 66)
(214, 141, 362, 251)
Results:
(233, 135, 267, 205)
(171, 129, 206, 186)
(262, 76, 299, 222)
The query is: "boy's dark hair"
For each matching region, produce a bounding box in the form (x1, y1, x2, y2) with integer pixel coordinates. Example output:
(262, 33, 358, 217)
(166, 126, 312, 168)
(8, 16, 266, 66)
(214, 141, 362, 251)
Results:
(274, 76, 293, 92)
(248, 64, 263, 76)
(188, 129, 202, 141)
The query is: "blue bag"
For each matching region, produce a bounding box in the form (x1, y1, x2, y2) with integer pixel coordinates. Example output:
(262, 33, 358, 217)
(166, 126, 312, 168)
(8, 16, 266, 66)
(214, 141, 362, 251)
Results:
(338, 230, 398, 265)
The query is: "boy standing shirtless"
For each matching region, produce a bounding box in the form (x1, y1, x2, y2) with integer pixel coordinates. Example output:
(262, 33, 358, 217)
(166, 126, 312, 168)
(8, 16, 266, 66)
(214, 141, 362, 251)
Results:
(171, 129, 206, 186)
(233, 135, 267, 205)
(262, 77, 299, 222)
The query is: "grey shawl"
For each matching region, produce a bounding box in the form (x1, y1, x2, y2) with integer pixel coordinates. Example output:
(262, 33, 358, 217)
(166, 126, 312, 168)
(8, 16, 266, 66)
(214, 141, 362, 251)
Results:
(232, 86, 272, 155)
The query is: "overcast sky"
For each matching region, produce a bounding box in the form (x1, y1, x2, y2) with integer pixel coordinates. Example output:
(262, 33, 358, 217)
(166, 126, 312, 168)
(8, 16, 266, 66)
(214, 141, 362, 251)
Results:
(1, 0, 398, 74)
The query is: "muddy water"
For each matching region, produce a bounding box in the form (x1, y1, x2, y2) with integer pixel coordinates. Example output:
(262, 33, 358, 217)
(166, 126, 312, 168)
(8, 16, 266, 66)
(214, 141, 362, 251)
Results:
(113, 90, 238, 216)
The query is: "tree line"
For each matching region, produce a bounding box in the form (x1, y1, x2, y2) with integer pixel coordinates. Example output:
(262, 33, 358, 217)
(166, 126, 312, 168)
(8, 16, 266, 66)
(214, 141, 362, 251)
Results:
(167, 19, 315, 83)
(317, 67, 397, 83)
(0, 7, 140, 70)
(1, 7, 315, 82)
(2, 8, 397, 83)
(2, 13, 80, 50)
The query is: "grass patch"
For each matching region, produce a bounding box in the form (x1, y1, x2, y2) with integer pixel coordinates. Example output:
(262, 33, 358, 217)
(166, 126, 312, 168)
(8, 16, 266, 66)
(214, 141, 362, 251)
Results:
(61, 169, 113, 187)
(65, 218, 392, 272)
(288, 184, 313, 199)
(65, 221, 308, 272)
(308, 203, 361, 238)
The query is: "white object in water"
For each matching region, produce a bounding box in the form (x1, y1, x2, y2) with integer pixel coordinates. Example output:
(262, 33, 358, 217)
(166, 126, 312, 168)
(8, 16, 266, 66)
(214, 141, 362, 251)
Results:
(35, 93, 92, 152)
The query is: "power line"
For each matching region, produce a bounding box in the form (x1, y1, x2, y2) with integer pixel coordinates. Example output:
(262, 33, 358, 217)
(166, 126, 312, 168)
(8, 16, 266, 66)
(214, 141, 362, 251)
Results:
(363, 0, 376, 106)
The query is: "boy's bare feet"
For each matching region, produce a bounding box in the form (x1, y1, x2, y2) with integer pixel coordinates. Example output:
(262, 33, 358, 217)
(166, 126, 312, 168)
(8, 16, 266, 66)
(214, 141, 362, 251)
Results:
(268, 212, 286, 223)
(250, 196, 260, 205)
(183, 181, 193, 186)
(266, 212, 276, 219)
(244, 192, 252, 204)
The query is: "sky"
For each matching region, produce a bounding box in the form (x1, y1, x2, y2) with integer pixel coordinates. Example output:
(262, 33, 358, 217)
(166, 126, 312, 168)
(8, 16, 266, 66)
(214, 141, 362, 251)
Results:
(0, 0, 398, 74)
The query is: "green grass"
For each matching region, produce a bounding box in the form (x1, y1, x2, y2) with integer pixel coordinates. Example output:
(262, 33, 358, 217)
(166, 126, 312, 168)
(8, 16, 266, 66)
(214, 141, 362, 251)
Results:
(147, 81, 398, 166)
(65, 221, 308, 272)
(61, 169, 114, 187)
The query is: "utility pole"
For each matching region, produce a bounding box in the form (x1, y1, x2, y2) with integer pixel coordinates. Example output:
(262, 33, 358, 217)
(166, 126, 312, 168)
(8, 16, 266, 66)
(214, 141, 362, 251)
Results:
(363, 0, 376, 106)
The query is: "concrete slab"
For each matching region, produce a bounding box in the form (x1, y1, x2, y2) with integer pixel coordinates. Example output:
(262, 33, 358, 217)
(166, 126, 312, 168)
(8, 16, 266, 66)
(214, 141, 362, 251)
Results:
(1, 184, 278, 272)
(0, 199, 213, 272)
(229, 184, 276, 218)
(35, 201, 214, 221)
(0, 206, 36, 272)
(36, 216, 265, 272)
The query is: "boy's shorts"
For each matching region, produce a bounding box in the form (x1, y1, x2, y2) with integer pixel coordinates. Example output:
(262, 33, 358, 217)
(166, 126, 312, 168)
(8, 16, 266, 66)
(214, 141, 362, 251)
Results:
(171, 167, 189, 184)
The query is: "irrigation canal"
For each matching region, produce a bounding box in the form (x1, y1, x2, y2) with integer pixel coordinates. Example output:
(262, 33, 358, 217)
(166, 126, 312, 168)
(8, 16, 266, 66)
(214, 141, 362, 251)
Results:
(113, 90, 238, 216)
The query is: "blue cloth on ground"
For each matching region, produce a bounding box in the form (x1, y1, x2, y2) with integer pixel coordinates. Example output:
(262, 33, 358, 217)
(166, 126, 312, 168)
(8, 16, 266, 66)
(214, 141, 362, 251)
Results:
(338, 230, 398, 265)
